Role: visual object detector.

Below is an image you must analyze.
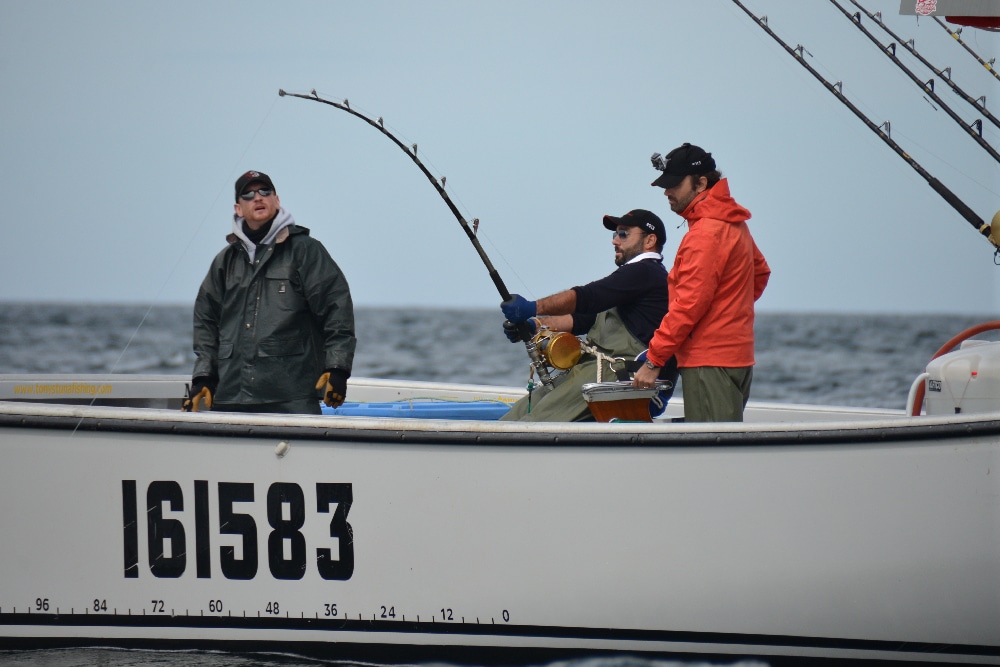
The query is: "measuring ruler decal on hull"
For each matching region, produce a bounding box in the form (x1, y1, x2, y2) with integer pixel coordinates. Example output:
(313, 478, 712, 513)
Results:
(0, 438, 518, 642)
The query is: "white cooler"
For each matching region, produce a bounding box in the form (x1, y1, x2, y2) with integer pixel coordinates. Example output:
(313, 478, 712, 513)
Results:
(924, 339, 1000, 415)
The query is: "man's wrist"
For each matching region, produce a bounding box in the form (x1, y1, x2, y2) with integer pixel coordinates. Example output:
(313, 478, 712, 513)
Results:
(644, 359, 660, 371)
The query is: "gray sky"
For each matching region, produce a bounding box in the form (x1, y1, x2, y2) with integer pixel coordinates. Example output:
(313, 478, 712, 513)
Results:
(2, 1, 998, 314)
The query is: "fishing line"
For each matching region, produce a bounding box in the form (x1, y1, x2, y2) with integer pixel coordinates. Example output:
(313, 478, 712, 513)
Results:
(160, 95, 283, 304)
(884, 122, 1000, 201)
(288, 90, 534, 300)
(114, 95, 283, 370)
(828, 0, 1000, 164)
(721, 3, 912, 146)
(821, 6, 1000, 178)
(932, 16, 1000, 85)
(280, 89, 556, 388)
(850, 0, 1000, 132)
(731, 0, 998, 249)
(346, 101, 535, 302)
(69, 96, 283, 434)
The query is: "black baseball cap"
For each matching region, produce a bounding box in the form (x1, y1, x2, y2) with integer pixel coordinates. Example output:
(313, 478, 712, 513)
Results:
(234, 170, 276, 201)
(650, 143, 716, 189)
(603, 209, 666, 247)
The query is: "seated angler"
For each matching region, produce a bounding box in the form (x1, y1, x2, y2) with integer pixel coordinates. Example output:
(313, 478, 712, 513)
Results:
(500, 209, 678, 422)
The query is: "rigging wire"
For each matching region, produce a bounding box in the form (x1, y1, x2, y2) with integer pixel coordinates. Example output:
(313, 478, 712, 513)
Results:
(850, 0, 1000, 132)
(729, 0, 997, 248)
(933, 16, 1000, 85)
(828, 0, 1000, 163)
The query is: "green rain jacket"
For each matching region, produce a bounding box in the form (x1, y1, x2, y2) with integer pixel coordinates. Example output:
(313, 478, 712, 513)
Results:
(192, 214, 355, 406)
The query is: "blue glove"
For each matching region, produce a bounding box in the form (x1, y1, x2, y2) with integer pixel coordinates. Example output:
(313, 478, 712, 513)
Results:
(503, 318, 538, 343)
(500, 295, 536, 324)
(649, 385, 672, 418)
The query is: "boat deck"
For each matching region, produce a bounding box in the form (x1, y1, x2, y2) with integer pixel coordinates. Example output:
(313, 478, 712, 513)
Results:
(0, 373, 905, 425)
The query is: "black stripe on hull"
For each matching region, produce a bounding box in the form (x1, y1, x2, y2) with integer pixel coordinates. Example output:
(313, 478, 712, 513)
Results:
(0, 614, 997, 665)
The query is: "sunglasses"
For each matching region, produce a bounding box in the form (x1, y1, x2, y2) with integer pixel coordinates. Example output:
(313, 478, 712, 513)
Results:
(612, 229, 631, 240)
(239, 188, 274, 201)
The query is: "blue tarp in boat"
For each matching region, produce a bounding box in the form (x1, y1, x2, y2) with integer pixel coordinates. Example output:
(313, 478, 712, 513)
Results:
(322, 400, 510, 420)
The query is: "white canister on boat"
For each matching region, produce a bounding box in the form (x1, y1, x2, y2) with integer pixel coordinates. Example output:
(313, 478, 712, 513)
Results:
(924, 339, 1000, 415)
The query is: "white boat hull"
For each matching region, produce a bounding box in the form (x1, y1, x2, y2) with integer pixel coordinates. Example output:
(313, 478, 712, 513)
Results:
(0, 376, 998, 664)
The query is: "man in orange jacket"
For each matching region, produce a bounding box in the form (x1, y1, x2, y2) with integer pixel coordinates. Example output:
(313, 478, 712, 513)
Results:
(631, 143, 770, 422)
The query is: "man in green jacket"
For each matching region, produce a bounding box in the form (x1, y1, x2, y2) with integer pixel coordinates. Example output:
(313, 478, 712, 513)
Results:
(184, 170, 356, 414)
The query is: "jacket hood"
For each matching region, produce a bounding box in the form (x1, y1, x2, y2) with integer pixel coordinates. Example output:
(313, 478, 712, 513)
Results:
(681, 178, 751, 225)
(230, 207, 296, 263)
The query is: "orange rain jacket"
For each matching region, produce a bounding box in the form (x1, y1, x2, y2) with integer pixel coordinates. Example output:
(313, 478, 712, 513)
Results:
(646, 179, 770, 369)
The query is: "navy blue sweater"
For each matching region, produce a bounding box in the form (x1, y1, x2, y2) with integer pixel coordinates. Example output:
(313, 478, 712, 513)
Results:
(570, 257, 669, 345)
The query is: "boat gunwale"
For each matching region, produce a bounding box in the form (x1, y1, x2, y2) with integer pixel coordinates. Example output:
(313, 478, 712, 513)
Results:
(1, 400, 997, 447)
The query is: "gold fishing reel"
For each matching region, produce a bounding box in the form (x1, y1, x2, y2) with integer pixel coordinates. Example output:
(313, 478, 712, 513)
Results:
(531, 326, 582, 370)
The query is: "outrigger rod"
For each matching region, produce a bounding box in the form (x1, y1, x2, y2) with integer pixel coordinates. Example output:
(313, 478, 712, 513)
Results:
(829, 0, 1000, 157)
(278, 89, 555, 389)
(933, 16, 1000, 85)
(730, 1, 1000, 250)
(847, 0, 1000, 134)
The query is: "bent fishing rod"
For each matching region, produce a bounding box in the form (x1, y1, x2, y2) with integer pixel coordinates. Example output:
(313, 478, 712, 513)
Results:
(730, 0, 997, 248)
(278, 89, 556, 389)
(828, 0, 1000, 163)
(849, 0, 1000, 133)
(933, 16, 1000, 85)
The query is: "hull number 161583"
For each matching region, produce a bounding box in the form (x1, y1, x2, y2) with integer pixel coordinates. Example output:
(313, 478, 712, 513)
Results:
(121, 480, 354, 581)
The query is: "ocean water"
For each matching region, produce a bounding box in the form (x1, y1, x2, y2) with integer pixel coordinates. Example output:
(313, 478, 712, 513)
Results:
(0, 302, 996, 410)
(0, 303, 997, 667)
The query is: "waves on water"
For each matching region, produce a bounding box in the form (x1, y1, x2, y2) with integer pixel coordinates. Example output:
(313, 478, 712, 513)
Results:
(1, 303, 995, 411)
